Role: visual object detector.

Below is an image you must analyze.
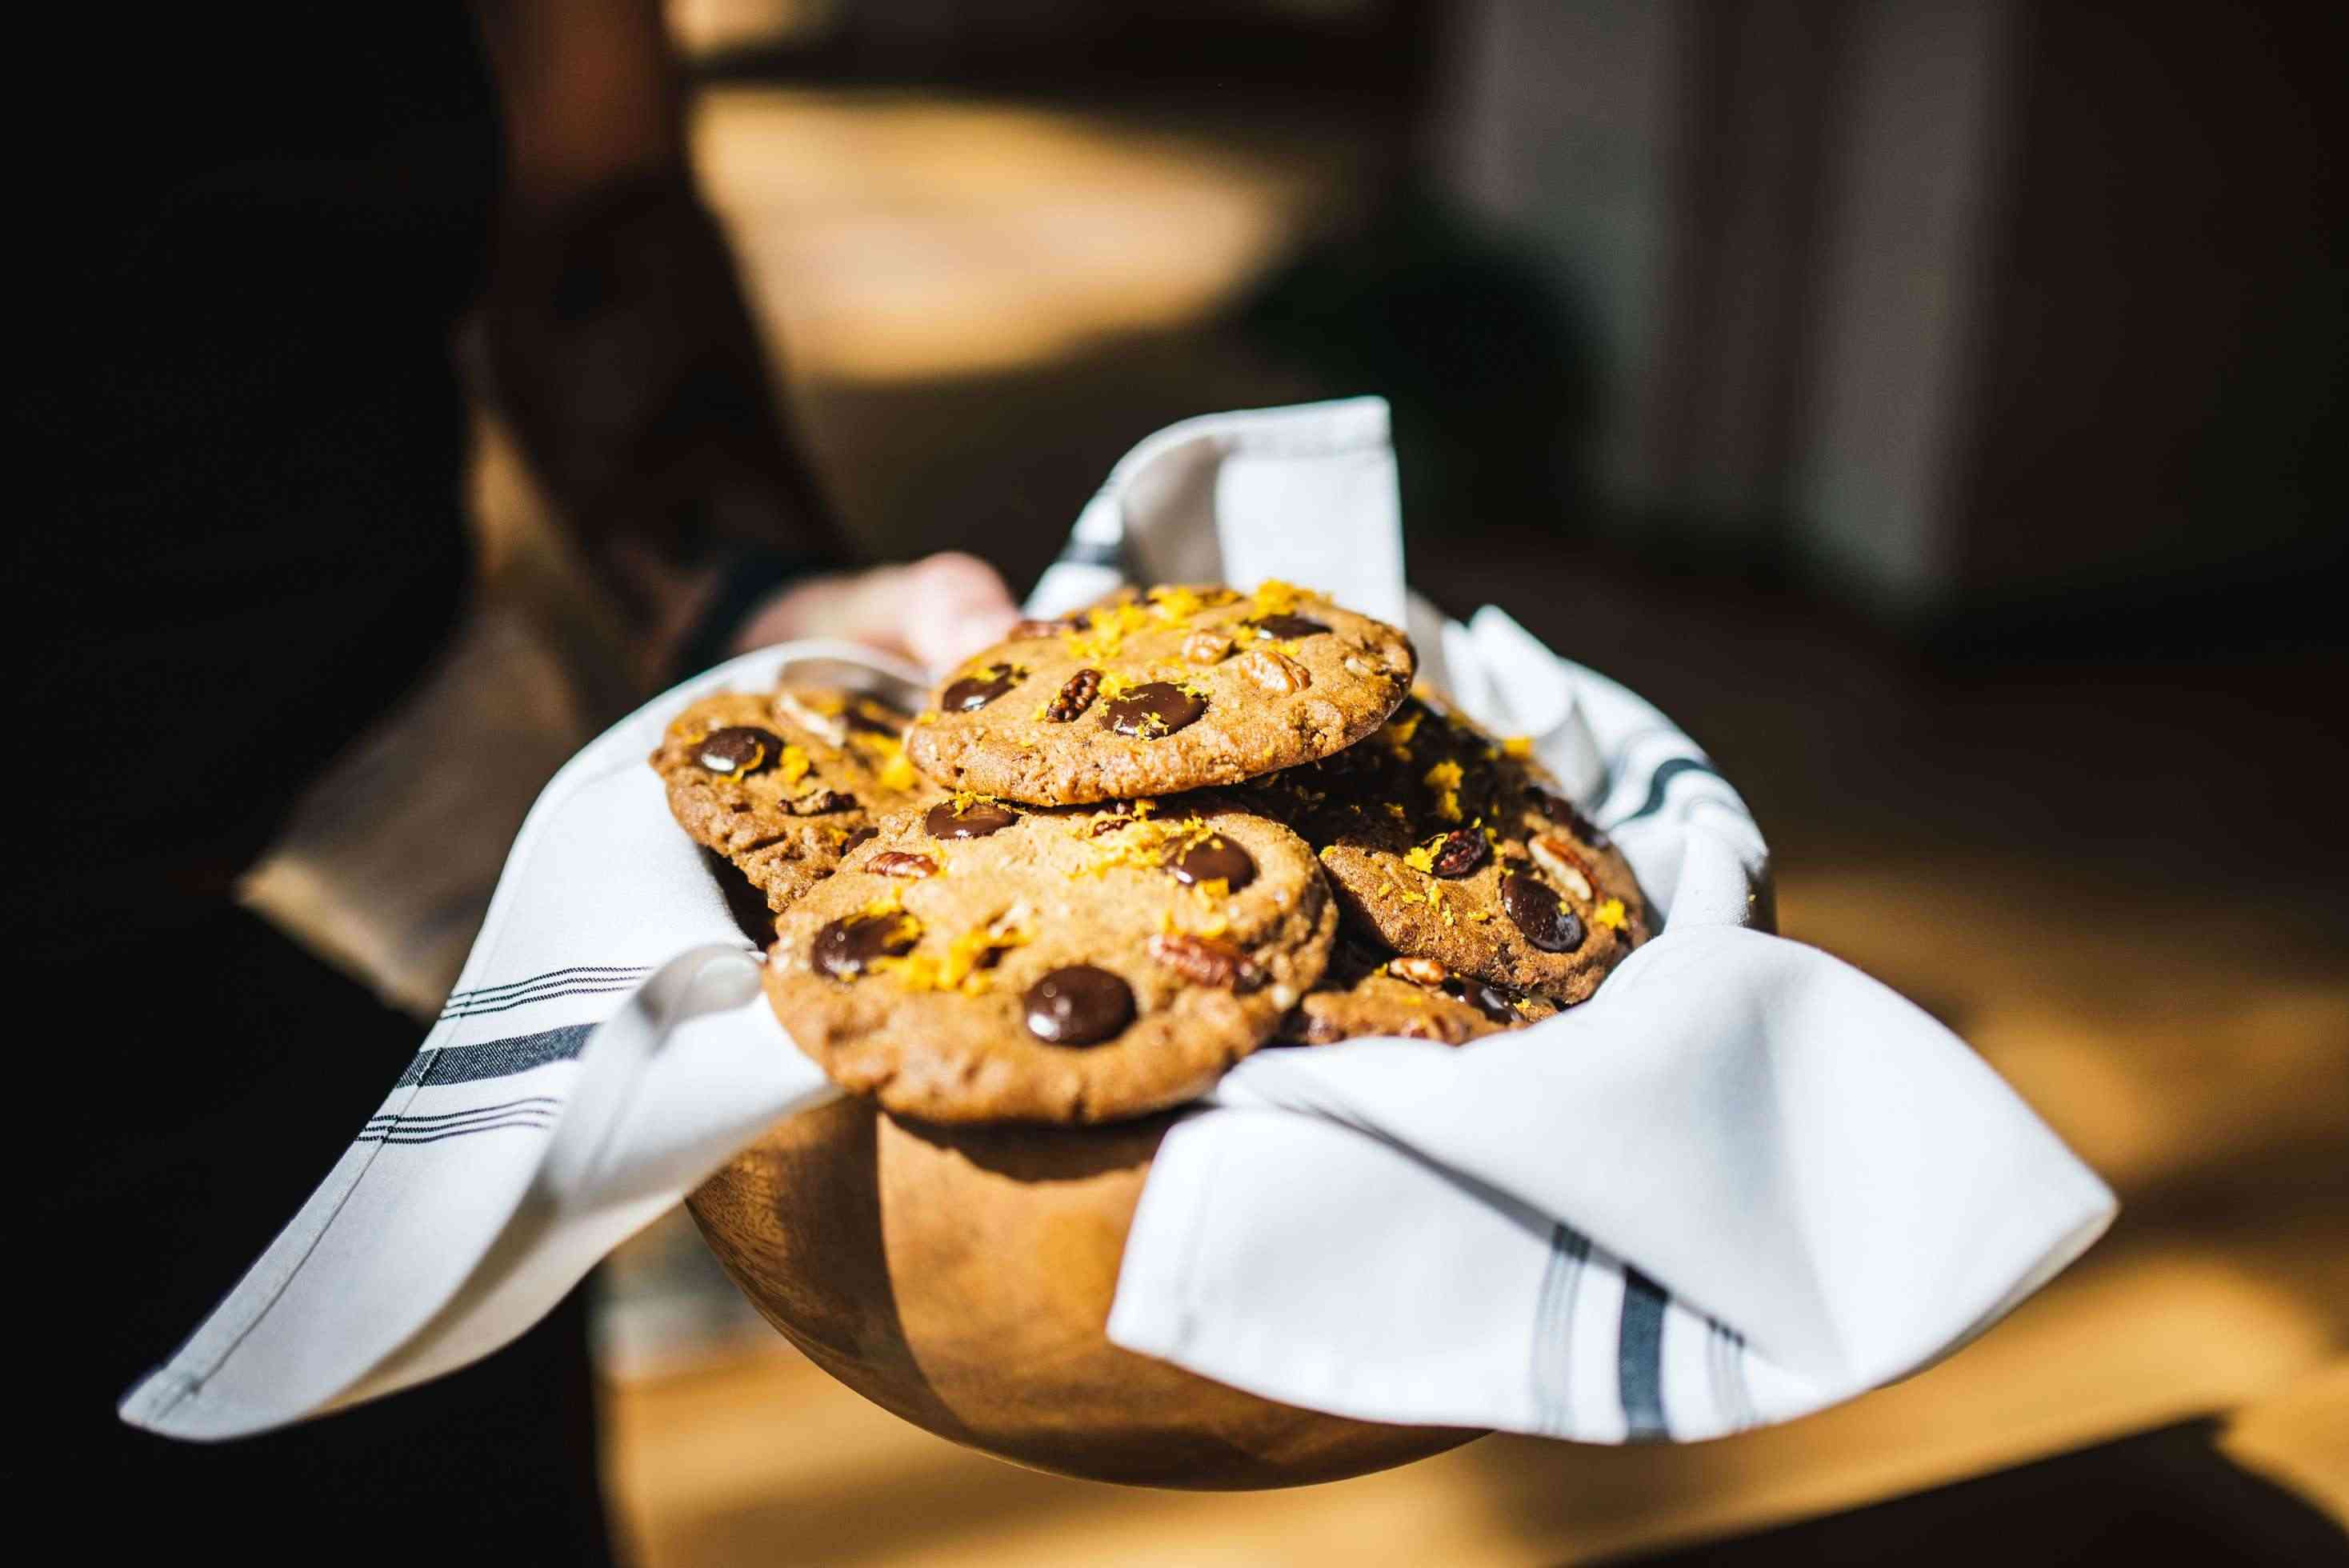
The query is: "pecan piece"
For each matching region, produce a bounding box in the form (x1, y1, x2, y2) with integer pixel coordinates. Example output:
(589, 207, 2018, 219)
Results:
(1010, 617, 1074, 638)
(1428, 827, 1488, 878)
(1389, 954, 1449, 987)
(1239, 647, 1312, 694)
(1044, 667, 1102, 722)
(1182, 629, 1232, 666)
(1528, 834, 1595, 901)
(1148, 932, 1266, 992)
(773, 692, 848, 746)
(784, 788, 858, 816)
(867, 850, 938, 880)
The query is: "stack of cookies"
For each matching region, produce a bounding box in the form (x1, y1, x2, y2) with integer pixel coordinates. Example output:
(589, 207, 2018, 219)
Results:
(650, 582, 1649, 1124)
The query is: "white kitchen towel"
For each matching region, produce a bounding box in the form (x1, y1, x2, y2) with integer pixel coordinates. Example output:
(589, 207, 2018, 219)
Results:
(122, 398, 2114, 1446)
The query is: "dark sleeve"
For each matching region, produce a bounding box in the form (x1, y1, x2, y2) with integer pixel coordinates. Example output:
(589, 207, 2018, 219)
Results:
(473, 170, 850, 632)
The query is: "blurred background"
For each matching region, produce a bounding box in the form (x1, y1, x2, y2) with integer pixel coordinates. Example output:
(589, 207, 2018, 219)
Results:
(236, 0, 2346, 1562)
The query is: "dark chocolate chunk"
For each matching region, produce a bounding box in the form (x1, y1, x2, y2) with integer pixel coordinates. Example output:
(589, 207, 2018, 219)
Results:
(1044, 668, 1102, 722)
(811, 910, 917, 980)
(1428, 827, 1488, 878)
(842, 699, 902, 736)
(1443, 976, 1523, 1025)
(1022, 965, 1135, 1046)
(942, 664, 1021, 711)
(1501, 871, 1587, 954)
(925, 798, 1018, 839)
(1532, 789, 1607, 846)
(841, 826, 881, 854)
(1249, 613, 1331, 639)
(783, 788, 858, 816)
(695, 726, 785, 775)
(1103, 681, 1205, 738)
(1168, 833, 1257, 891)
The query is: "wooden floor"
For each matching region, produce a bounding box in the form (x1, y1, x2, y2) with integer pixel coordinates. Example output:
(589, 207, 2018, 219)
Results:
(252, 84, 2349, 1563)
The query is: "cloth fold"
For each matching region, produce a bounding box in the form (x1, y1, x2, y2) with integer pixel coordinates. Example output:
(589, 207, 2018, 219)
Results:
(122, 398, 2112, 1448)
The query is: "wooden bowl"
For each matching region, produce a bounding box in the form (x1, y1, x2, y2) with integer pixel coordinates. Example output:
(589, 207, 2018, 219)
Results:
(686, 1094, 1483, 1489)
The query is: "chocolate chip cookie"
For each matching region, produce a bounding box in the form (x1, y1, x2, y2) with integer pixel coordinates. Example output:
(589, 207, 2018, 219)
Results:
(1241, 694, 1651, 1003)
(763, 795, 1336, 1123)
(902, 582, 1416, 806)
(651, 685, 944, 914)
(1279, 938, 1560, 1047)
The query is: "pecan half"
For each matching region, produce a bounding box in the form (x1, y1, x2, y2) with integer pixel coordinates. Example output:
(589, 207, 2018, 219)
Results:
(1389, 954, 1449, 987)
(1182, 629, 1232, 666)
(1148, 932, 1266, 992)
(1239, 647, 1312, 694)
(867, 850, 938, 880)
(1044, 667, 1102, 722)
(1528, 834, 1595, 901)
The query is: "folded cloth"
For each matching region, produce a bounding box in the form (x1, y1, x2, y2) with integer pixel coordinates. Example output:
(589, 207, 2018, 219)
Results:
(122, 398, 2113, 1445)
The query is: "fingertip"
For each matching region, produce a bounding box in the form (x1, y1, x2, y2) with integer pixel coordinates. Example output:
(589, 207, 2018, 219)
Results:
(910, 550, 1016, 609)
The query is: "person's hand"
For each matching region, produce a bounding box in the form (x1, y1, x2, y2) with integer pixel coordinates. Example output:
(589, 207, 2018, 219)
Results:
(729, 551, 1021, 673)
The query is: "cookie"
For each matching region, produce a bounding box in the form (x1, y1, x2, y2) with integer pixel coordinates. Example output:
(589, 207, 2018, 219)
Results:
(902, 582, 1416, 806)
(763, 795, 1336, 1123)
(1241, 694, 1651, 1003)
(1279, 937, 1560, 1046)
(650, 685, 944, 914)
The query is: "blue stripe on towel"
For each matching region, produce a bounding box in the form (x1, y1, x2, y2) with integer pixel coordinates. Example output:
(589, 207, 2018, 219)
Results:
(1619, 1266, 1671, 1440)
(394, 1023, 596, 1089)
(1530, 1225, 1591, 1435)
(1607, 755, 1727, 831)
(443, 964, 653, 1005)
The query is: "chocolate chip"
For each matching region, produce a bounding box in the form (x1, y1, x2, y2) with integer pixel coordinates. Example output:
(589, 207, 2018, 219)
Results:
(1428, 827, 1488, 878)
(1501, 872, 1587, 953)
(841, 826, 880, 854)
(925, 798, 1018, 839)
(1169, 833, 1257, 891)
(1044, 668, 1102, 722)
(1103, 681, 1205, 738)
(1443, 976, 1524, 1024)
(811, 911, 916, 979)
(842, 699, 902, 736)
(941, 665, 1020, 711)
(1532, 790, 1607, 846)
(695, 726, 784, 775)
(1250, 613, 1331, 638)
(1022, 965, 1135, 1046)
